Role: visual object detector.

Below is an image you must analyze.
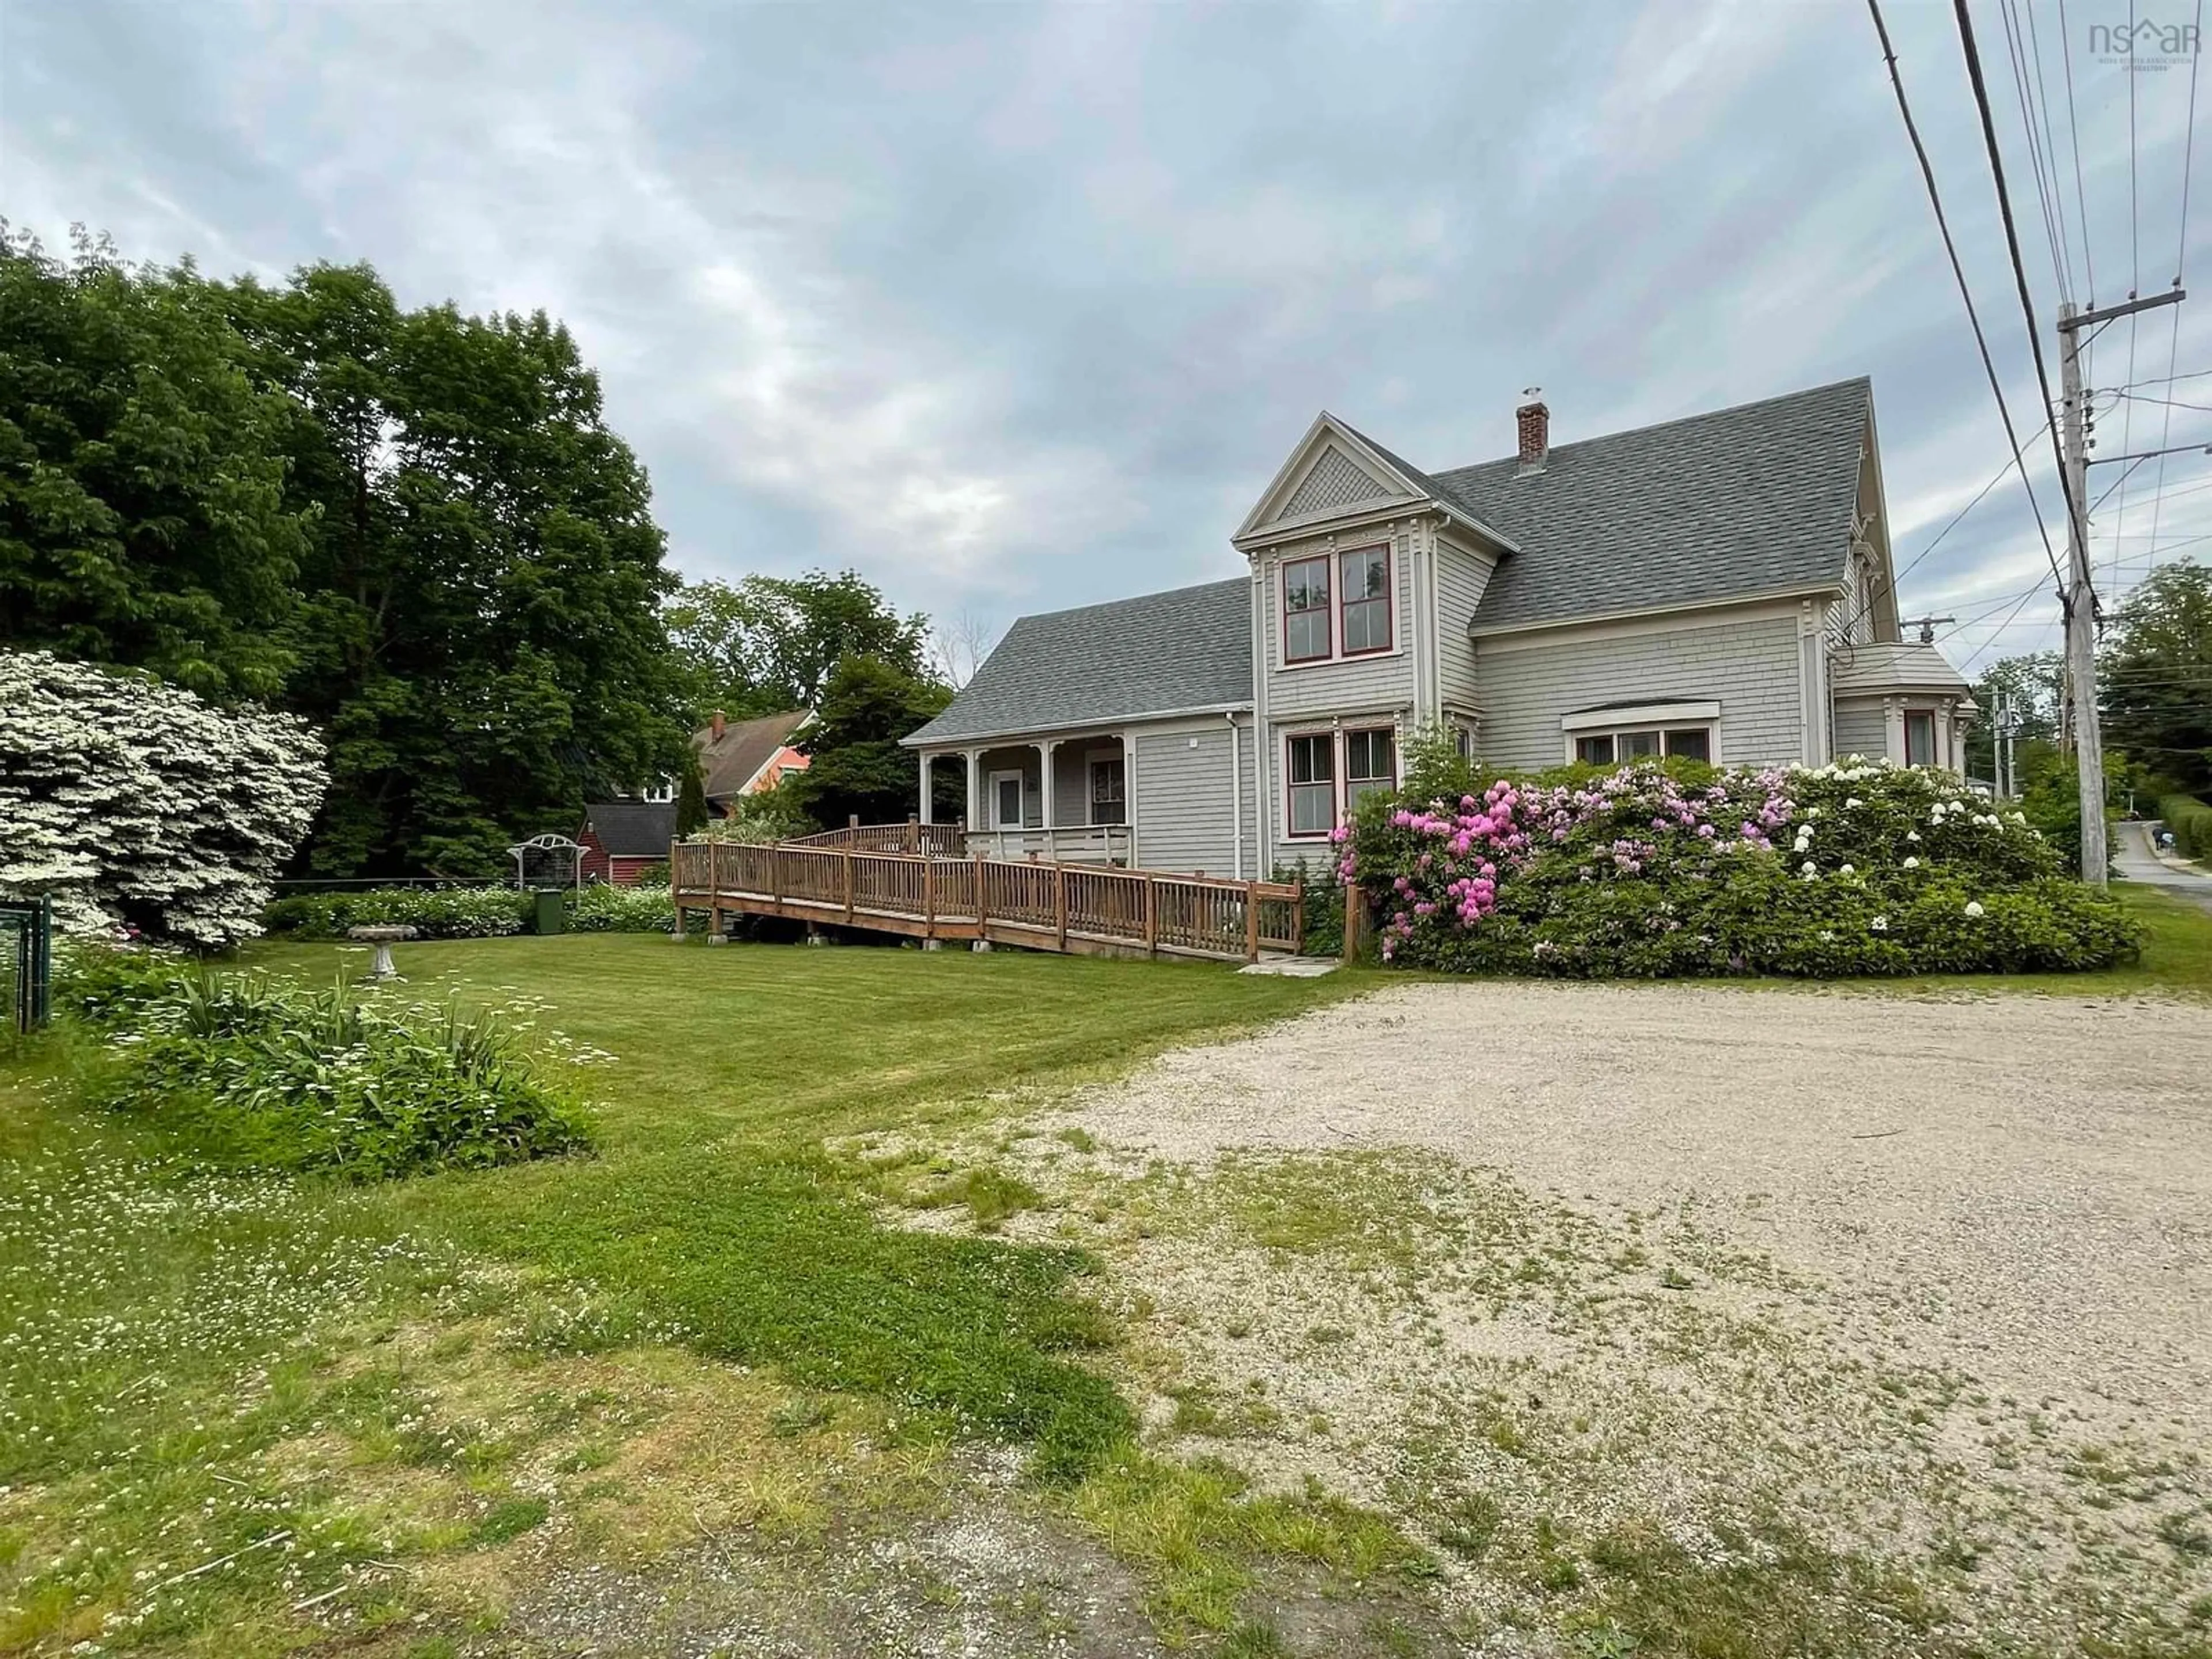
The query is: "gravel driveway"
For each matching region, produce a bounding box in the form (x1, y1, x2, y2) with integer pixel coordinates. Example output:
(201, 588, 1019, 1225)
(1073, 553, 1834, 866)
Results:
(1022, 981, 2212, 1652)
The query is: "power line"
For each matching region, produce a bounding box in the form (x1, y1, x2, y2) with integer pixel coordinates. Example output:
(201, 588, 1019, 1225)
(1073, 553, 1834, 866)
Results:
(2145, 0, 2206, 576)
(2021, 0, 2082, 297)
(1950, 575, 2058, 673)
(2131, 0, 2145, 292)
(1868, 0, 2071, 605)
(2114, 388, 2212, 414)
(2113, 365, 2212, 389)
(1950, 0, 2089, 594)
(1839, 434, 2044, 645)
(1998, 0, 2072, 301)
(2056, 0, 2098, 302)
(2180, 0, 2206, 283)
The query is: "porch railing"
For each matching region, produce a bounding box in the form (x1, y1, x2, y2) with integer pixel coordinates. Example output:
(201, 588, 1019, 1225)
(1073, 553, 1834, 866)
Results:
(671, 831, 1299, 963)
(784, 819, 968, 857)
(962, 823, 1132, 865)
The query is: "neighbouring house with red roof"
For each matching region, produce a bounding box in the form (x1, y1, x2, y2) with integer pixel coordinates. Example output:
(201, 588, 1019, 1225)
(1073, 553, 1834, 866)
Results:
(578, 710, 813, 885)
(694, 709, 812, 813)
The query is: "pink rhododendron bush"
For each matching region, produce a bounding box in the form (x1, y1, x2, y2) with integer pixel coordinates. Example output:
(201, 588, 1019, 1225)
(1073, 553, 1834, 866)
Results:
(1340, 757, 2137, 978)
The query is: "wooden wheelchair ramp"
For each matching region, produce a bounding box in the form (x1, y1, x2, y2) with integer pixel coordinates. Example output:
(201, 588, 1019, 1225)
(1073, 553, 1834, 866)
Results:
(670, 833, 1301, 964)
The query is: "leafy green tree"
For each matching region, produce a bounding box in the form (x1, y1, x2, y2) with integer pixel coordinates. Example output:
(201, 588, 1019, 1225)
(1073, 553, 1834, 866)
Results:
(786, 654, 951, 828)
(675, 755, 710, 839)
(0, 227, 310, 699)
(222, 266, 692, 875)
(666, 570, 928, 719)
(2100, 560, 2212, 794)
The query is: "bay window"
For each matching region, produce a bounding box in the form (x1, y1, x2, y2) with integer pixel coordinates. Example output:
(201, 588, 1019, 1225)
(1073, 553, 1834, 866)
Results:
(1282, 556, 1331, 663)
(1286, 733, 1335, 836)
(1279, 545, 1392, 664)
(1904, 709, 1936, 768)
(1573, 726, 1713, 766)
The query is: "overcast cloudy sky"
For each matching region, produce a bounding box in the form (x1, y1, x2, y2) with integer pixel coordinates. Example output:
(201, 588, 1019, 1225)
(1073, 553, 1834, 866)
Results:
(2, 0, 2204, 675)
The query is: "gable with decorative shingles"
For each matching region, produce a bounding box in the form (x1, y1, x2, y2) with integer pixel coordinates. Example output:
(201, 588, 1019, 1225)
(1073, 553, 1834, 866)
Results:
(1280, 444, 1399, 520)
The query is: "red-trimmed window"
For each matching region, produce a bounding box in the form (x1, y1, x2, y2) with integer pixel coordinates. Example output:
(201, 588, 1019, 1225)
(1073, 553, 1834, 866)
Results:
(1339, 546, 1391, 654)
(1286, 734, 1335, 836)
(1904, 709, 1937, 767)
(1282, 556, 1331, 663)
(1344, 728, 1396, 812)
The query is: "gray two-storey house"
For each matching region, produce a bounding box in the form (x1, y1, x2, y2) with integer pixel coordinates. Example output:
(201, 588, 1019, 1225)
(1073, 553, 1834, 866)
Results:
(902, 378, 1975, 880)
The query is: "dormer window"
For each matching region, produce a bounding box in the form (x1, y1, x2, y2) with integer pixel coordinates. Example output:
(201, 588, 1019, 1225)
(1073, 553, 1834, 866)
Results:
(641, 775, 675, 804)
(1339, 546, 1392, 654)
(1281, 545, 1391, 665)
(1282, 556, 1331, 662)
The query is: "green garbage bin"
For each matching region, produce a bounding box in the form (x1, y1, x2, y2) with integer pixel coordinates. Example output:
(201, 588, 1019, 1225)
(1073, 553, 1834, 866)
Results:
(533, 888, 569, 935)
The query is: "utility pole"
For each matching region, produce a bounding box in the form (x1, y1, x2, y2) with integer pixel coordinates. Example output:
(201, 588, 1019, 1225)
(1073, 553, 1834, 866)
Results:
(2056, 287, 2184, 882)
(2055, 301, 2106, 883)
(1999, 690, 2017, 801)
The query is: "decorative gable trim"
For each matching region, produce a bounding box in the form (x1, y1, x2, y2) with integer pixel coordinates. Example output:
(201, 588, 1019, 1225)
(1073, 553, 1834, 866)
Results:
(1233, 412, 1520, 554)
(1233, 412, 1426, 543)
(1282, 444, 1401, 520)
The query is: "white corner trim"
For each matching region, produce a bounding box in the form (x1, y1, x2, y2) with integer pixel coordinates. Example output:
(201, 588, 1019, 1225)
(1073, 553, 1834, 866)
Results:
(1559, 701, 1720, 733)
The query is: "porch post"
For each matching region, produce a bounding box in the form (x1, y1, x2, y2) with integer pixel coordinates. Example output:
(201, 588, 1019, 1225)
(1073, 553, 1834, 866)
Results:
(1040, 738, 1059, 859)
(966, 749, 983, 831)
(918, 752, 933, 825)
(1122, 732, 1138, 866)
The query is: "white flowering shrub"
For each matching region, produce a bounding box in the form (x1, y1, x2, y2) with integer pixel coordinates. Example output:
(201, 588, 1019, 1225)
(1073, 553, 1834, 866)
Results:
(0, 651, 327, 945)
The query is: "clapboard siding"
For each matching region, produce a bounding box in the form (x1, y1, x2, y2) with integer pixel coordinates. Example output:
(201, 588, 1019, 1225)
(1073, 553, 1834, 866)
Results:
(1472, 613, 1806, 769)
(1433, 536, 1493, 709)
(1134, 724, 1244, 877)
(1260, 529, 1418, 720)
(1832, 698, 1890, 762)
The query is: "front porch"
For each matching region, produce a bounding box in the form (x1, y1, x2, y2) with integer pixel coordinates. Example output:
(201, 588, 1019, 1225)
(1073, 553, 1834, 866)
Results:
(918, 731, 1134, 865)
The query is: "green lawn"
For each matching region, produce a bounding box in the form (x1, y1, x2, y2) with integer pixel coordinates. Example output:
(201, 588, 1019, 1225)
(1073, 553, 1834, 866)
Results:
(9, 909, 2211, 1657)
(0, 938, 1382, 1656)
(245, 934, 1365, 1147)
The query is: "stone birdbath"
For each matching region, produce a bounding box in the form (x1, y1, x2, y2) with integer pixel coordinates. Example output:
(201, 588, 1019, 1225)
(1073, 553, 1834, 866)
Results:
(347, 923, 418, 982)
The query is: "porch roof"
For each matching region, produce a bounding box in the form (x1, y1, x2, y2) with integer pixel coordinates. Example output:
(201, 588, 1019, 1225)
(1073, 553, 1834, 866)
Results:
(1830, 641, 1974, 697)
(904, 577, 1253, 748)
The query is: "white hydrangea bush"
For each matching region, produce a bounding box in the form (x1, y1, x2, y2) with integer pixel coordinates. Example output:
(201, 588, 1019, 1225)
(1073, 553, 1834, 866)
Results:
(0, 651, 328, 944)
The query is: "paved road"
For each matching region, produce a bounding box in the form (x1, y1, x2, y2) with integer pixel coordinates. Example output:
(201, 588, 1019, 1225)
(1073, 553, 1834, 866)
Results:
(2116, 819, 2212, 910)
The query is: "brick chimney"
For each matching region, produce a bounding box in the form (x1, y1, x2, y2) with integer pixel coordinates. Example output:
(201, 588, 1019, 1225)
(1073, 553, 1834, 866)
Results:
(710, 709, 727, 741)
(1516, 392, 1550, 473)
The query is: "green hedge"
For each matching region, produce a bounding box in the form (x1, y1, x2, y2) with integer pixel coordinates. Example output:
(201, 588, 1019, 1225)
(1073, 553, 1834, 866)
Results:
(263, 883, 676, 940)
(2161, 794, 2212, 859)
(566, 884, 675, 933)
(263, 886, 533, 939)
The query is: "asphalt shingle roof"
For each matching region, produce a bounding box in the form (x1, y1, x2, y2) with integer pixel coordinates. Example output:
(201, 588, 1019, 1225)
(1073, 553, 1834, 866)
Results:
(906, 379, 1872, 744)
(1430, 377, 1872, 632)
(581, 801, 679, 857)
(695, 709, 809, 800)
(1830, 641, 1972, 694)
(904, 577, 1252, 746)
